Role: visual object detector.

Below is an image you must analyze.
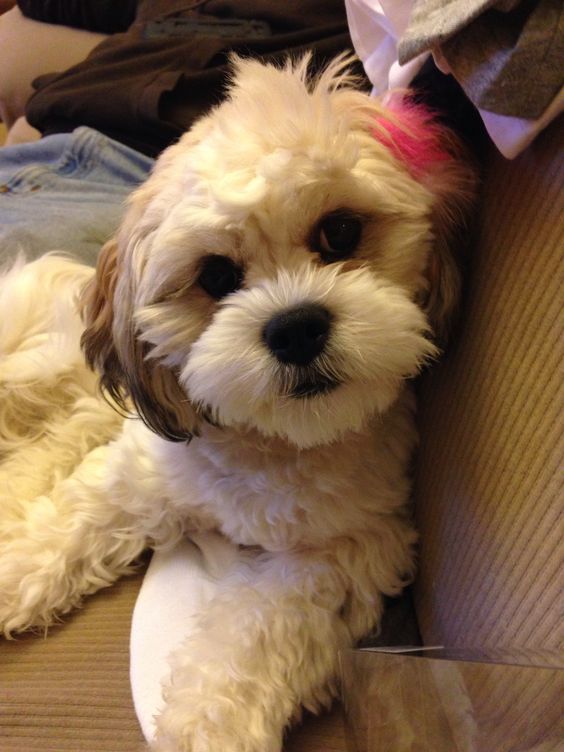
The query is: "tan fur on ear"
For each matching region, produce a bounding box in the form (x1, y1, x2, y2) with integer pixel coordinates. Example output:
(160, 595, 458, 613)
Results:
(80, 238, 122, 400)
(80, 238, 200, 442)
(422, 154, 478, 346)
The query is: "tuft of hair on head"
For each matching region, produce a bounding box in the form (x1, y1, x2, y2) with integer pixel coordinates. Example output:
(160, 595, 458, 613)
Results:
(291, 50, 365, 95)
(225, 50, 367, 120)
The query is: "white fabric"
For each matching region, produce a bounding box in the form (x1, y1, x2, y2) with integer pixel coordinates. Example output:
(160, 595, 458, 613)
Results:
(344, 0, 564, 158)
(344, 0, 428, 92)
(130, 533, 240, 742)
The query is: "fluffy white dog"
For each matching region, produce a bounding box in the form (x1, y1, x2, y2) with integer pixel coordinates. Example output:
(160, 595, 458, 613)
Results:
(0, 55, 475, 751)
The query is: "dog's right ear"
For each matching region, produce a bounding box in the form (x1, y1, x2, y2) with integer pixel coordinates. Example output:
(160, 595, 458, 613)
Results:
(80, 237, 200, 443)
(80, 237, 124, 408)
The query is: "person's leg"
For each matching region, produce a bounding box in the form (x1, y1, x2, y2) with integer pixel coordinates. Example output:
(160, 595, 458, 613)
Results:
(0, 7, 107, 130)
(0, 128, 154, 265)
(4, 115, 40, 146)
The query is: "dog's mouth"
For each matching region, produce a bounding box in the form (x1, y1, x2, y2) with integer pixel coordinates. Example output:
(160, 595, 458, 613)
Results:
(290, 375, 341, 399)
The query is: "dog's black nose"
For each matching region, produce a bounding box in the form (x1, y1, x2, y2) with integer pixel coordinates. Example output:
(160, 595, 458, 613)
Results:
(263, 304, 332, 366)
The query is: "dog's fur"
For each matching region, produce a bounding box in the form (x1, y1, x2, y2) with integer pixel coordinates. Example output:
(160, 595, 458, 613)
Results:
(0, 56, 475, 751)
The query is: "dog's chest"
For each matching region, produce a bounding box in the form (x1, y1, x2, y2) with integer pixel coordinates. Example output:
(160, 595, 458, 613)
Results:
(158, 411, 416, 552)
(185, 443, 330, 550)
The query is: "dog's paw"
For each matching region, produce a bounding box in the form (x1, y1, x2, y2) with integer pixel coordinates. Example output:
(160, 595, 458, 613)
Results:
(152, 692, 283, 752)
(0, 530, 85, 637)
(0, 542, 63, 636)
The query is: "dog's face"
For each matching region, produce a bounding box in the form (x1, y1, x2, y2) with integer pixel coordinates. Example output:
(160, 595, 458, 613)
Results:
(82, 56, 475, 448)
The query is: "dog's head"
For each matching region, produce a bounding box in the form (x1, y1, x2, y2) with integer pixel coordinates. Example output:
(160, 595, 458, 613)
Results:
(81, 55, 475, 448)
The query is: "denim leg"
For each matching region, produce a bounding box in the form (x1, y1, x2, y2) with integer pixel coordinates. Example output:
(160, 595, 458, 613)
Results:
(0, 127, 154, 266)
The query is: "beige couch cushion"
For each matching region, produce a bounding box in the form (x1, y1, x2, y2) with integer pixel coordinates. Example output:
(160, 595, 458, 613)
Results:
(414, 117, 563, 648)
(0, 572, 146, 752)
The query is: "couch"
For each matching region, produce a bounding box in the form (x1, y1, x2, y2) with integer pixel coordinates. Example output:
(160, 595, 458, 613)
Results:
(0, 112, 561, 750)
(0, 0, 562, 741)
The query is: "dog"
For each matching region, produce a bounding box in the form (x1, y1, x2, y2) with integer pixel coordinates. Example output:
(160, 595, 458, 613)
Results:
(0, 55, 475, 751)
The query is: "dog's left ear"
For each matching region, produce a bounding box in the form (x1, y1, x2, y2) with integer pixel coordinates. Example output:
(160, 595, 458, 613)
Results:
(373, 99, 478, 344)
(80, 235, 200, 443)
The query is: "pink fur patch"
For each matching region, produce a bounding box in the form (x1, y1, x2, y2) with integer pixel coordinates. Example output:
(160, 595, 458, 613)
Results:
(372, 97, 451, 178)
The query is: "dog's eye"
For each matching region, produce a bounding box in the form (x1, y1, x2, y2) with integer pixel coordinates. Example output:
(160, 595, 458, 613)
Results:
(312, 211, 363, 261)
(197, 255, 244, 300)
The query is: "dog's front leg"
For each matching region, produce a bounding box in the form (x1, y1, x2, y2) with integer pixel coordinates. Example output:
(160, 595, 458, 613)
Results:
(0, 443, 143, 636)
(0, 424, 185, 637)
(153, 547, 367, 752)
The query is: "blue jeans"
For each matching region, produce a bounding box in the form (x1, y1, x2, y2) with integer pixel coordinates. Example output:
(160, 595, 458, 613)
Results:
(0, 127, 153, 266)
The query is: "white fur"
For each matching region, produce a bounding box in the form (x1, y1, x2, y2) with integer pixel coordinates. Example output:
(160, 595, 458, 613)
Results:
(183, 264, 432, 447)
(0, 56, 473, 751)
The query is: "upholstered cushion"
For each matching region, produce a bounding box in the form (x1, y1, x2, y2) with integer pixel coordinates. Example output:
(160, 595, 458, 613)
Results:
(0, 572, 146, 752)
(414, 117, 563, 649)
